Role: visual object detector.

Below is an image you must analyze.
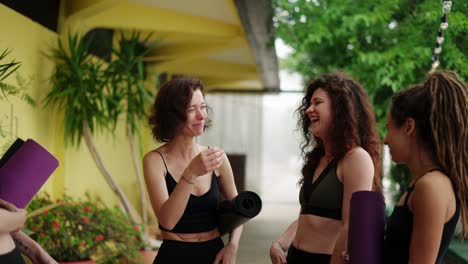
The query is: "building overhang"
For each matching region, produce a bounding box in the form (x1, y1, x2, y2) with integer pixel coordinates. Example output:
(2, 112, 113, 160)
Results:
(60, 0, 279, 92)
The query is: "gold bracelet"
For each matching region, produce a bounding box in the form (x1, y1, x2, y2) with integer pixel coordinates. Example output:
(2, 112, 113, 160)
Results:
(181, 175, 195, 185)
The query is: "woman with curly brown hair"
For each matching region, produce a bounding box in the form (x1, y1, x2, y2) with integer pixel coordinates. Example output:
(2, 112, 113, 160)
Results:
(270, 72, 381, 264)
(383, 70, 467, 263)
(143, 77, 242, 264)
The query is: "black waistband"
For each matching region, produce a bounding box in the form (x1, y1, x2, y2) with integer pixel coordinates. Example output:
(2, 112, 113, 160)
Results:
(300, 205, 342, 220)
(287, 244, 331, 263)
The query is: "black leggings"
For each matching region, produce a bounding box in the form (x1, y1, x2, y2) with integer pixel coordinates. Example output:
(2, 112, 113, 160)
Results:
(0, 247, 25, 264)
(287, 244, 331, 264)
(154, 237, 224, 264)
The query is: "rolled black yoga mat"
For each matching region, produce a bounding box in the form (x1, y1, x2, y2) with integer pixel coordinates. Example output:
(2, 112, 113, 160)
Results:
(217, 191, 262, 235)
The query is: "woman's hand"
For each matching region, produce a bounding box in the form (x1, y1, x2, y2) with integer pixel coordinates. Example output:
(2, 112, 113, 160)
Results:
(213, 242, 237, 264)
(341, 251, 349, 263)
(0, 198, 19, 211)
(184, 147, 224, 181)
(11, 231, 58, 264)
(270, 241, 287, 264)
(31, 249, 59, 264)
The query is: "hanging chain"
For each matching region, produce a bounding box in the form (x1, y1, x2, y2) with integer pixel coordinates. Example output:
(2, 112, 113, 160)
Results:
(430, 1, 452, 73)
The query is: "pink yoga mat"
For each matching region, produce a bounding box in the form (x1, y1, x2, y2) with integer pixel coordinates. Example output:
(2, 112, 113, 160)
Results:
(348, 191, 386, 264)
(0, 138, 59, 208)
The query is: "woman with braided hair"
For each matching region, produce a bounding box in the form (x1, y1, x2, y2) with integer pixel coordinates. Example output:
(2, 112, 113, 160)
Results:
(383, 70, 467, 263)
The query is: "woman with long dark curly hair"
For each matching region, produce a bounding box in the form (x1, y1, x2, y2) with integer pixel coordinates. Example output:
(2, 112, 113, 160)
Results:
(270, 72, 381, 264)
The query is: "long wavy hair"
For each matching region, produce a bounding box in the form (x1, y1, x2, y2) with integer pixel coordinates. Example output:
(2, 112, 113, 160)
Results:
(296, 71, 382, 192)
(390, 70, 468, 239)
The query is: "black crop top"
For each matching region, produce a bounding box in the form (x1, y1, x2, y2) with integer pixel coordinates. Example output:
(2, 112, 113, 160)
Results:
(384, 177, 460, 264)
(154, 151, 220, 233)
(299, 159, 343, 220)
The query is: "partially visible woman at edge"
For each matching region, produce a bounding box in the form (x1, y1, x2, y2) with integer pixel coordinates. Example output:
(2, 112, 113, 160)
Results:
(270, 72, 382, 264)
(143, 77, 242, 264)
(383, 70, 467, 263)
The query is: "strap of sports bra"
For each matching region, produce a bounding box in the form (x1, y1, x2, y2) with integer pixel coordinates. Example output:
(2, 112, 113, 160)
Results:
(404, 167, 442, 206)
(153, 150, 168, 171)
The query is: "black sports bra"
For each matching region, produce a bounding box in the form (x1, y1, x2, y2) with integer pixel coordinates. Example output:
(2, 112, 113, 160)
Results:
(154, 151, 220, 233)
(299, 159, 343, 220)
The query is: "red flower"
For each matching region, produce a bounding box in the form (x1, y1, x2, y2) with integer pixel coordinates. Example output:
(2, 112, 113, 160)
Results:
(42, 210, 49, 215)
(39, 233, 46, 237)
(94, 234, 104, 242)
(31, 226, 39, 232)
(133, 225, 140, 231)
(134, 258, 139, 262)
(79, 242, 86, 247)
(84, 206, 91, 212)
(83, 216, 89, 223)
(52, 221, 60, 228)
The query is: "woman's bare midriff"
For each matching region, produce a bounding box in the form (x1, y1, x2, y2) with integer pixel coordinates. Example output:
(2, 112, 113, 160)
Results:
(161, 228, 220, 242)
(0, 233, 16, 254)
(292, 214, 342, 254)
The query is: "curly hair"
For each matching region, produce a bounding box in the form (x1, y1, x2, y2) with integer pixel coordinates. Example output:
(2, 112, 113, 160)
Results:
(296, 71, 382, 192)
(390, 70, 468, 239)
(148, 77, 211, 142)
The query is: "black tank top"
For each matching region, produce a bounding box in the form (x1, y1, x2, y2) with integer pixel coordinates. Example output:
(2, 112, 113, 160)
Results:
(384, 176, 460, 264)
(154, 151, 220, 233)
(299, 159, 343, 220)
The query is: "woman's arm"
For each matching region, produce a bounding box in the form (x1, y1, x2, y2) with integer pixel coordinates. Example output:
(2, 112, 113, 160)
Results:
(331, 147, 374, 264)
(270, 219, 299, 264)
(214, 153, 243, 264)
(143, 147, 224, 230)
(11, 231, 57, 264)
(0, 198, 26, 234)
(408, 173, 450, 264)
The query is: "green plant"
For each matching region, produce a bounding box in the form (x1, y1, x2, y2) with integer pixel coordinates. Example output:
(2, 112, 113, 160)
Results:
(26, 192, 143, 263)
(0, 48, 35, 105)
(0, 48, 36, 155)
(106, 31, 157, 242)
(43, 32, 137, 224)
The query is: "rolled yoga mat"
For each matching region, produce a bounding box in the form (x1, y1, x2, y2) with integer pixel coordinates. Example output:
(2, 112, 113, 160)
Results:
(348, 191, 386, 264)
(0, 138, 59, 208)
(0, 138, 25, 168)
(217, 191, 262, 235)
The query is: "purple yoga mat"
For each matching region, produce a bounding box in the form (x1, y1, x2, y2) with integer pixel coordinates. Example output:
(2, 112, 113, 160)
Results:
(348, 191, 386, 264)
(0, 139, 59, 208)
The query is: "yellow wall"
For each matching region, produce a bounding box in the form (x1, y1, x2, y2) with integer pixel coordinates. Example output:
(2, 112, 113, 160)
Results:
(0, 4, 58, 194)
(0, 4, 158, 217)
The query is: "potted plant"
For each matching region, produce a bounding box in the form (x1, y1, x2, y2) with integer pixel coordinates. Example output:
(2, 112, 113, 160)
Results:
(26, 192, 142, 264)
(106, 30, 157, 244)
(43, 33, 137, 224)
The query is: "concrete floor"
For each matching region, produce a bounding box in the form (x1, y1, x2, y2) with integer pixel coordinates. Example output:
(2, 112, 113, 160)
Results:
(233, 202, 300, 264)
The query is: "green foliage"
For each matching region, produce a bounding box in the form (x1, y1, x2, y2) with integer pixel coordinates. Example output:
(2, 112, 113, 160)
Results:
(43, 33, 113, 147)
(273, 0, 467, 137)
(44, 31, 157, 147)
(26, 192, 143, 263)
(273, 0, 467, 201)
(0, 48, 36, 106)
(106, 31, 157, 133)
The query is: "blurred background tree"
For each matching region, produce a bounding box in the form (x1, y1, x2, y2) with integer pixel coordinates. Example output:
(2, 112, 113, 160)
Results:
(272, 0, 467, 201)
